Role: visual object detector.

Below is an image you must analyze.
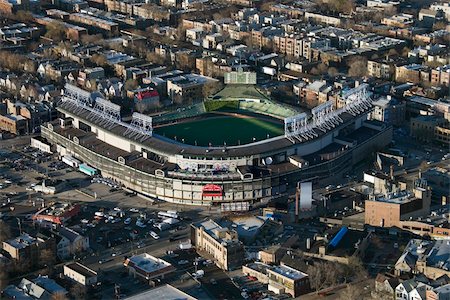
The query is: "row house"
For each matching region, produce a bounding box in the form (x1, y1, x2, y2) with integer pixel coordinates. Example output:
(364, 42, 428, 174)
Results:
(37, 61, 81, 81)
(431, 65, 450, 87)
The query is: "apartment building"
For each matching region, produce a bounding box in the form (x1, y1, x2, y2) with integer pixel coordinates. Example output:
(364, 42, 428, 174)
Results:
(191, 219, 244, 271)
(367, 58, 398, 79)
(273, 35, 303, 59)
(435, 122, 450, 146)
(395, 64, 430, 85)
(69, 13, 119, 36)
(431, 65, 450, 87)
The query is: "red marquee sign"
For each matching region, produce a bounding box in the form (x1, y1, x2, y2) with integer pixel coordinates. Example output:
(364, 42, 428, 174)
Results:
(202, 184, 223, 197)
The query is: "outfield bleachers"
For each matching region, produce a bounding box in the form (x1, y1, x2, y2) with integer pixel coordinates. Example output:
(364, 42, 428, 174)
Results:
(154, 102, 206, 123)
(238, 100, 298, 119)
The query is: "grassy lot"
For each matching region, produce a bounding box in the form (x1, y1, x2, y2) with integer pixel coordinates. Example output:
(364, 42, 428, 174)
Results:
(155, 115, 284, 146)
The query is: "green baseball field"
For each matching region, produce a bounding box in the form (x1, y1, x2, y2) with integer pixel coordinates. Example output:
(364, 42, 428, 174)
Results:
(154, 115, 284, 146)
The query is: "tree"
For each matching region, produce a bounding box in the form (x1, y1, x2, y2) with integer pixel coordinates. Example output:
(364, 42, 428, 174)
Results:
(0, 220, 11, 243)
(146, 51, 161, 64)
(81, 34, 103, 45)
(0, 269, 9, 290)
(328, 67, 339, 77)
(339, 284, 362, 300)
(124, 79, 138, 91)
(348, 56, 367, 77)
(45, 22, 66, 42)
(175, 52, 195, 71)
(15, 10, 34, 23)
(40, 248, 56, 268)
(307, 261, 338, 292)
(311, 62, 328, 76)
(91, 54, 108, 67)
(51, 292, 69, 300)
(387, 48, 398, 57)
(202, 81, 223, 99)
(70, 284, 87, 300)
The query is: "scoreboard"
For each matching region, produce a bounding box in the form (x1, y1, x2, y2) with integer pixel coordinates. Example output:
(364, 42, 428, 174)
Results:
(224, 71, 257, 85)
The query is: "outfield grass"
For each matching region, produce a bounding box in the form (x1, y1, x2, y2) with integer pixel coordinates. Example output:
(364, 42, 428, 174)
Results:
(155, 115, 284, 146)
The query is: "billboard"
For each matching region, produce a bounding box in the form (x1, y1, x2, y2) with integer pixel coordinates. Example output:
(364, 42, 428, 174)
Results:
(224, 71, 257, 85)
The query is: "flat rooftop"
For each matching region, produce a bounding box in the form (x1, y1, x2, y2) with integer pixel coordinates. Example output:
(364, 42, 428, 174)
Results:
(373, 190, 416, 204)
(270, 264, 307, 280)
(5, 233, 37, 249)
(126, 253, 172, 274)
(65, 262, 97, 278)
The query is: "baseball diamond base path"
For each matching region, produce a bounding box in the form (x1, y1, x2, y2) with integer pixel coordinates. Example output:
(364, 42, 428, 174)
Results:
(154, 113, 284, 147)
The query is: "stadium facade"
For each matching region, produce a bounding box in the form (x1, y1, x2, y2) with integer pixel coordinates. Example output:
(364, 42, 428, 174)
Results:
(41, 84, 392, 207)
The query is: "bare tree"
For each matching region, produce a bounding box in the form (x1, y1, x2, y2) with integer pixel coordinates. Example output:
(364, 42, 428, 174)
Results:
(91, 54, 108, 67)
(175, 52, 195, 71)
(202, 81, 223, 98)
(0, 269, 9, 290)
(328, 67, 339, 77)
(348, 56, 367, 77)
(70, 284, 87, 300)
(15, 10, 34, 22)
(51, 292, 69, 300)
(339, 284, 361, 300)
(0, 220, 11, 243)
(307, 261, 338, 292)
(81, 34, 103, 45)
(45, 22, 66, 42)
(40, 248, 56, 268)
(124, 79, 138, 91)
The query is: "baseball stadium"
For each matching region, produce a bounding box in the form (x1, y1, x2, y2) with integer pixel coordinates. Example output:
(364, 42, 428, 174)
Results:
(41, 74, 393, 208)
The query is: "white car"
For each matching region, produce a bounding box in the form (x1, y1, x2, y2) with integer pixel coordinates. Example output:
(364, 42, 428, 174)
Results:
(150, 231, 160, 239)
(129, 208, 139, 213)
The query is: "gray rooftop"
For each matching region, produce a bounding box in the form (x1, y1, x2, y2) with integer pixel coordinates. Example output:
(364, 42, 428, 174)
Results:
(124, 285, 196, 300)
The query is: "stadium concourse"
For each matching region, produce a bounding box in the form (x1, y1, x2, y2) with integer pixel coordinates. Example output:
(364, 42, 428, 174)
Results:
(40, 83, 392, 207)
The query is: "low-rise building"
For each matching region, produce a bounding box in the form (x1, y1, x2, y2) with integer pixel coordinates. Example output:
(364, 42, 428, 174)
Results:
(431, 65, 450, 87)
(395, 239, 450, 280)
(124, 253, 175, 282)
(370, 95, 406, 126)
(64, 262, 98, 286)
(2, 233, 54, 263)
(395, 64, 430, 85)
(191, 219, 244, 271)
(55, 226, 90, 259)
(410, 115, 446, 143)
(31, 136, 53, 154)
(0, 114, 27, 135)
(267, 263, 310, 297)
(365, 180, 431, 228)
(69, 13, 119, 36)
(33, 203, 80, 225)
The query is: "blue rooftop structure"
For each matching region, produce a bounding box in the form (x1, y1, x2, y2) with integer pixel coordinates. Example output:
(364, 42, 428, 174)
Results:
(329, 226, 348, 248)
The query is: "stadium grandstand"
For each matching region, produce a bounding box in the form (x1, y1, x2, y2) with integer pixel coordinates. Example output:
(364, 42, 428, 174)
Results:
(40, 83, 392, 207)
